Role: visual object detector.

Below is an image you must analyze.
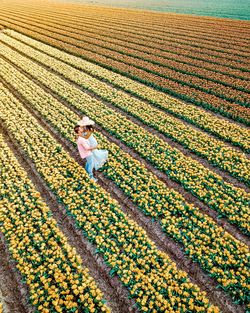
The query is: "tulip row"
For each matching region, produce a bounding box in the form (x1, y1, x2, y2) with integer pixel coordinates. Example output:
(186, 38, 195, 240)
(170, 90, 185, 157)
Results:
(31, 3, 249, 43)
(21, 8, 249, 80)
(0, 84, 219, 313)
(2, 33, 249, 184)
(70, 10, 250, 52)
(24, 13, 250, 95)
(1, 49, 249, 236)
(58, 8, 250, 51)
(6, 29, 249, 153)
(51, 13, 249, 61)
(46, 46, 250, 124)
(1, 11, 250, 111)
(3, 2, 249, 71)
(11, 6, 250, 55)
(1, 16, 249, 125)
(0, 134, 110, 313)
(118, 13, 250, 39)
(72, 15, 250, 72)
(19, 13, 250, 100)
(2, 8, 249, 94)
(1, 55, 249, 304)
(71, 16, 250, 52)
(1, 7, 248, 66)
(37, 15, 250, 80)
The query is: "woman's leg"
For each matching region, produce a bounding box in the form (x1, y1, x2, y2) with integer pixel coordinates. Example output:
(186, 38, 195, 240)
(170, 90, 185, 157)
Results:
(85, 155, 95, 179)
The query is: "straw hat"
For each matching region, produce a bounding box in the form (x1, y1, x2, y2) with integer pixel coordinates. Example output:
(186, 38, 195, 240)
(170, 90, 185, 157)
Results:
(77, 116, 95, 126)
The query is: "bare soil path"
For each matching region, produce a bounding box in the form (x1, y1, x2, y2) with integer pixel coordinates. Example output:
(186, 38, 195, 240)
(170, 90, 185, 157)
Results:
(1, 58, 249, 248)
(1, 41, 249, 190)
(0, 124, 136, 313)
(0, 78, 246, 313)
(3, 35, 250, 155)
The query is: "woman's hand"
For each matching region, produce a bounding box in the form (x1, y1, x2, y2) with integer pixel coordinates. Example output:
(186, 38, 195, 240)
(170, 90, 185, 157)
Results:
(88, 146, 97, 151)
(84, 130, 92, 139)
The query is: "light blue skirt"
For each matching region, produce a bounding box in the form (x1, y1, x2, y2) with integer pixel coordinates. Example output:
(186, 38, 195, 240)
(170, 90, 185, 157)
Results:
(92, 149, 108, 170)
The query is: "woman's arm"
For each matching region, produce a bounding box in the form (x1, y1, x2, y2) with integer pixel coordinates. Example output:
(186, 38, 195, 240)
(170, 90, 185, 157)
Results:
(79, 138, 96, 151)
(85, 131, 98, 149)
(83, 130, 92, 139)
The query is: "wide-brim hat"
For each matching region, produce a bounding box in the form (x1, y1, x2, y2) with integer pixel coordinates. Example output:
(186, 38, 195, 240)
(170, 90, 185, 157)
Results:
(77, 116, 95, 126)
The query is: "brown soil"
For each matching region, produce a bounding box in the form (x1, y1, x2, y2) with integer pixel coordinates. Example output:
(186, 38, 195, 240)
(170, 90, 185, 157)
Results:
(74, 80, 250, 192)
(1, 13, 249, 125)
(0, 124, 136, 313)
(1, 55, 249, 248)
(15, 32, 249, 135)
(1, 39, 249, 190)
(0, 78, 247, 313)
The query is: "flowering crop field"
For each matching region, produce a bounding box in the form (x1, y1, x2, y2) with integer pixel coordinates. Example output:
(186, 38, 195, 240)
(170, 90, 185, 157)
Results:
(0, 1, 249, 313)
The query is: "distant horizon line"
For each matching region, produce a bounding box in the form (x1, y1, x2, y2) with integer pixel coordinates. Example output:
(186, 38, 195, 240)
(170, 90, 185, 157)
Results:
(53, 0, 250, 21)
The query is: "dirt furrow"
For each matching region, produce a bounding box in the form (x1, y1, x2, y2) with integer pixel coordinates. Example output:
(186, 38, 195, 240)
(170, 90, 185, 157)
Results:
(3, 5, 249, 50)
(2, 40, 249, 191)
(63, 76, 250, 192)
(1, 65, 249, 248)
(54, 54, 250, 132)
(1, 59, 249, 246)
(3, 11, 250, 91)
(0, 124, 136, 313)
(5, 3, 250, 41)
(0, 77, 247, 313)
(87, 90, 250, 191)
(0, 233, 31, 313)
(9, 33, 250, 141)
(1, 21, 249, 125)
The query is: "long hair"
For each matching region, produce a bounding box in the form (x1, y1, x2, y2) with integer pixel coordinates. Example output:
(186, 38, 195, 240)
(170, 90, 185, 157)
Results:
(85, 125, 94, 132)
(74, 125, 81, 134)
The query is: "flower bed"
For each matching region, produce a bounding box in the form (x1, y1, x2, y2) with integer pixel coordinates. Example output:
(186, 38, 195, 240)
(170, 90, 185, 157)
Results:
(0, 83, 219, 313)
(0, 46, 249, 235)
(0, 63, 249, 304)
(0, 133, 110, 313)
